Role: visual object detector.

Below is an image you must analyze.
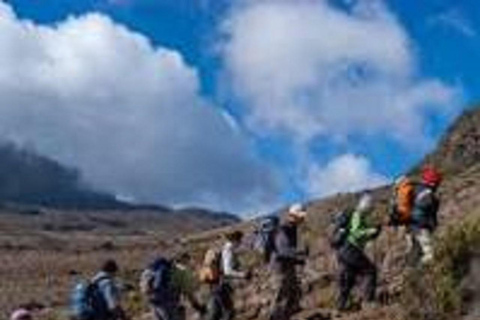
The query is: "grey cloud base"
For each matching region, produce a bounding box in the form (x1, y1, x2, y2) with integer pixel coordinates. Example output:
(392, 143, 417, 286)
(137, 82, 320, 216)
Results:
(0, 3, 279, 213)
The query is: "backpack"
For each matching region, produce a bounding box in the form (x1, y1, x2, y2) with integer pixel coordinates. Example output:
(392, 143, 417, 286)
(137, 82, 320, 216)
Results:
(330, 209, 353, 249)
(198, 248, 222, 284)
(390, 177, 416, 226)
(70, 276, 110, 320)
(140, 258, 173, 302)
(255, 216, 280, 263)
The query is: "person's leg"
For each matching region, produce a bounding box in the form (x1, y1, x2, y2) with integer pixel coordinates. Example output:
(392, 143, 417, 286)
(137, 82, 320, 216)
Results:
(417, 229, 434, 264)
(204, 285, 223, 320)
(175, 306, 186, 320)
(410, 230, 422, 266)
(346, 245, 378, 305)
(337, 262, 356, 311)
(152, 305, 168, 320)
(285, 271, 302, 317)
(405, 228, 414, 253)
(359, 254, 377, 302)
(220, 283, 235, 320)
(269, 272, 288, 320)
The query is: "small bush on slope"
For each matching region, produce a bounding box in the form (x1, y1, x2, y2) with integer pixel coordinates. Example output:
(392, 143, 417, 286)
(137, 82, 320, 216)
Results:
(402, 211, 480, 320)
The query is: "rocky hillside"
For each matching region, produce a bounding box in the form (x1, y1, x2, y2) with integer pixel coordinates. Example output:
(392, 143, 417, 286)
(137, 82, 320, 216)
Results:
(3, 107, 480, 320)
(0, 206, 239, 320)
(413, 105, 480, 177)
(173, 106, 480, 320)
(0, 144, 240, 319)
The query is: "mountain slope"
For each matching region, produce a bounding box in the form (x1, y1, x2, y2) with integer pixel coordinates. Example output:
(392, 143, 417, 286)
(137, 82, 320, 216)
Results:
(3, 106, 480, 320)
(173, 106, 480, 320)
(0, 143, 122, 208)
(414, 105, 480, 177)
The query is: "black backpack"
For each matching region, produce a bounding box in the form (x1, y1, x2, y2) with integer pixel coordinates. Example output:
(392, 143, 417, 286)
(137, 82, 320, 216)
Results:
(330, 209, 353, 249)
(255, 215, 280, 263)
(143, 257, 174, 303)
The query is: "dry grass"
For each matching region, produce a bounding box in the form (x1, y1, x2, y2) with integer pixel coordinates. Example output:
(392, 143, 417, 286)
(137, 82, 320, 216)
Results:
(0, 208, 235, 320)
(2, 163, 480, 320)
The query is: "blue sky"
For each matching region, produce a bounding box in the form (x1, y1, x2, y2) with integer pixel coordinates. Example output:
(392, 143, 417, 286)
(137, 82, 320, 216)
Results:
(1, 0, 479, 214)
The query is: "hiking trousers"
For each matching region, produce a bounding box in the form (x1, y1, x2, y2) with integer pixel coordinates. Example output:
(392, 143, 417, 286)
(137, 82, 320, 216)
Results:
(152, 303, 186, 320)
(337, 243, 377, 310)
(268, 267, 302, 320)
(204, 281, 234, 320)
(408, 228, 434, 264)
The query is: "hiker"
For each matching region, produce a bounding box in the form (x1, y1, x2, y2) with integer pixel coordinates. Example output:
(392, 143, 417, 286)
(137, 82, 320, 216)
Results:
(336, 193, 381, 311)
(268, 203, 308, 320)
(203, 230, 250, 320)
(70, 259, 127, 320)
(408, 166, 442, 264)
(140, 253, 205, 320)
(93, 260, 127, 320)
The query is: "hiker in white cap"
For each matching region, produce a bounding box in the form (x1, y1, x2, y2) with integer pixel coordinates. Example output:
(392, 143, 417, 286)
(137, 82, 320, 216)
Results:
(268, 203, 308, 320)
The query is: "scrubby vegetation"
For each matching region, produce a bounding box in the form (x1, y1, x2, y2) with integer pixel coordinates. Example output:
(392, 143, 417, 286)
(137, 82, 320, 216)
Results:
(402, 212, 480, 320)
(2, 107, 480, 320)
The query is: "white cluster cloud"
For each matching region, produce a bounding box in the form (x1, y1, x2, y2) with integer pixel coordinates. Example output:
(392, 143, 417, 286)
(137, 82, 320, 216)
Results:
(220, 0, 462, 196)
(307, 154, 388, 198)
(0, 2, 279, 213)
(221, 0, 461, 143)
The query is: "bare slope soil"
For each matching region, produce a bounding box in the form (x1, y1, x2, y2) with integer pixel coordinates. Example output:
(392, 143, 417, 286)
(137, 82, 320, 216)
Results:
(2, 107, 480, 320)
(168, 164, 480, 320)
(165, 106, 480, 320)
(0, 208, 238, 319)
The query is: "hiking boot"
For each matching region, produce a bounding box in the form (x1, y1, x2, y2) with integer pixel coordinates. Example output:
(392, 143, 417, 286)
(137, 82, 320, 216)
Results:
(361, 301, 379, 311)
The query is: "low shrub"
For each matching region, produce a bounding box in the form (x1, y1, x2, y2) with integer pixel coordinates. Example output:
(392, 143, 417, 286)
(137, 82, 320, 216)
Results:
(402, 212, 480, 320)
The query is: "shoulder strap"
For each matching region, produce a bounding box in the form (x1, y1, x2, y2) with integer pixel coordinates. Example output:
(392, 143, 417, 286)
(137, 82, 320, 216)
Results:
(91, 275, 111, 289)
(415, 188, 432, 202)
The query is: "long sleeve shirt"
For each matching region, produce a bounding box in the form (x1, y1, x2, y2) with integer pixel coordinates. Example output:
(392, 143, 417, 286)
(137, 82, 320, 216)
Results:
(273, 224, 305, 271)
(347, 211, 378, 250)
(221, 241, 246, 279)
(412, 184, 440, 231)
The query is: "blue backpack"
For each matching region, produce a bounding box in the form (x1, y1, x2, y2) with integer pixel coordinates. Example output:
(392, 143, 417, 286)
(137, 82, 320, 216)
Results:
(70, 276, 110, 320)
(255, 216, 280, 263)
(145, 258, 174, 303)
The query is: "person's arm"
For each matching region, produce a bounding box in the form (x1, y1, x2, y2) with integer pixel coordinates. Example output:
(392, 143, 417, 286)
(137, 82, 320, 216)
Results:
(222, 243, 246, 279)
(274, 229, 305, 264)
(349, 212, 378, 241)
(432, 197, 440, 228)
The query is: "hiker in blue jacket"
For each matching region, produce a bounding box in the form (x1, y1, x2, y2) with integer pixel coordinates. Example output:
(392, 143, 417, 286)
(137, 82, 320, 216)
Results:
(92, 260, 128, 320)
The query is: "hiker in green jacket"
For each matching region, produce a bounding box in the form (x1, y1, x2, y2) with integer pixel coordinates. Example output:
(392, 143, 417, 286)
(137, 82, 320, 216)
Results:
(336, 193, 382, 311)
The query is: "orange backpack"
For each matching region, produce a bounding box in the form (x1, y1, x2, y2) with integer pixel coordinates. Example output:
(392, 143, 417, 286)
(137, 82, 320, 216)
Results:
(391, 176, 415, 225)
(198, 248, 222, 284)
